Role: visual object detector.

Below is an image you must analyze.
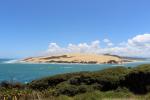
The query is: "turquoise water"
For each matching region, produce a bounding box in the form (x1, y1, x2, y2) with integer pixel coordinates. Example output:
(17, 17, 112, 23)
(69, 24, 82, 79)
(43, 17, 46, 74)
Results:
(0, 59, 150, 83)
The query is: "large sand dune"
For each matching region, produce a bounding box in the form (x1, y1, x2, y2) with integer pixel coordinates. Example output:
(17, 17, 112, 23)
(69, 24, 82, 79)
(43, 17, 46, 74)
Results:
(22, 53, 124, 64)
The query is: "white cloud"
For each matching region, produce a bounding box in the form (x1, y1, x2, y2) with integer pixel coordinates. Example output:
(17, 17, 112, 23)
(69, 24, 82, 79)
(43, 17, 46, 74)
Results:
(103, 38, 110, 43)
(103, 38, 114, 47)
(107, 43, 114, 46)
(45, 33, 150, 57)
(127, 33, 150, 48)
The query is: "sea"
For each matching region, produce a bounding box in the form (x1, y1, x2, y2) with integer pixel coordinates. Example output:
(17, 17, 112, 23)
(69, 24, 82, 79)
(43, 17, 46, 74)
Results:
(0, 59, 150, 83)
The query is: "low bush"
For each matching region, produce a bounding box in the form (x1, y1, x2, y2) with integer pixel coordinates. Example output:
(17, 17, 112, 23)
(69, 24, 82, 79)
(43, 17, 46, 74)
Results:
(0, 81, 25, 89)
(1, 64, 150, 99)
(120, 64, 150, 94)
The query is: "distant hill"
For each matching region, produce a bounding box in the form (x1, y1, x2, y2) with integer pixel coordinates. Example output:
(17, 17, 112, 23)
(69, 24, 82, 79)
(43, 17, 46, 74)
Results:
(104, 53, 147, 61)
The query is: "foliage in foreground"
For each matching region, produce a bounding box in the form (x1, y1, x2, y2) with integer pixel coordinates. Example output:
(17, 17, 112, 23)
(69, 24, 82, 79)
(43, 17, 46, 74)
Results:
(0, 64, 150, 100)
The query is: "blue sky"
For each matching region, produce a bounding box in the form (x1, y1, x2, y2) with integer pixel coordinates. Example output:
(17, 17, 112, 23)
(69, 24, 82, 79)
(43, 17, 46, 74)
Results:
(0, 0, 150, 58)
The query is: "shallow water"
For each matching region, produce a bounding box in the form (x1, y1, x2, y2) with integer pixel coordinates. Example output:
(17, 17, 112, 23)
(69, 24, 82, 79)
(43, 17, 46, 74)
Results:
(0, 59, 150, 83)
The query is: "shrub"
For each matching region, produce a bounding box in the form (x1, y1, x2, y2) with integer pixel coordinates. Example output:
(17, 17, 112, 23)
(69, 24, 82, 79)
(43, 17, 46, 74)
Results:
(54, 83, 93, 96)
(0, 81, 24, 89)
(55, 83, 79, 96)
(120, 64, 150, 94)
(92, 83, 103, 90)
(28, 72, 89, 90)
(27, 64, 150, 96)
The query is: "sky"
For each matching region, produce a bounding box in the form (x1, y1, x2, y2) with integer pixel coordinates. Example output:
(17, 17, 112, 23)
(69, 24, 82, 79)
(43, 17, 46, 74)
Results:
(0, 0, 150, 58)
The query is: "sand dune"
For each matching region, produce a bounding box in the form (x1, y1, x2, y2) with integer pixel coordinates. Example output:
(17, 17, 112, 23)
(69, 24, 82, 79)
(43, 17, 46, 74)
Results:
(22, 53, 124, 64)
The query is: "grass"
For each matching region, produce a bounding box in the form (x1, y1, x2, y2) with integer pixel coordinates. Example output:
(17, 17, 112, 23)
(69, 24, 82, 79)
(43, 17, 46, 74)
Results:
(0, 64, 150, 100)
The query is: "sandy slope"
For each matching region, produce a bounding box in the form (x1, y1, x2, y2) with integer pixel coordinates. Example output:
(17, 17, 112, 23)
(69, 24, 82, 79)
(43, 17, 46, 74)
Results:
(22, 53, 123, 64)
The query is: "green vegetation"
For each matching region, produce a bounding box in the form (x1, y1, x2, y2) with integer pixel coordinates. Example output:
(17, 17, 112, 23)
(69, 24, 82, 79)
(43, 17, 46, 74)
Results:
(0, 64, 150, 100)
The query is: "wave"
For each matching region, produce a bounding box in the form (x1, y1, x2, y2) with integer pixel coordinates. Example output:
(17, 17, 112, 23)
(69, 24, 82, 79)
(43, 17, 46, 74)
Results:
(3, 59, 19, 64)
(63, 67, 73, 68)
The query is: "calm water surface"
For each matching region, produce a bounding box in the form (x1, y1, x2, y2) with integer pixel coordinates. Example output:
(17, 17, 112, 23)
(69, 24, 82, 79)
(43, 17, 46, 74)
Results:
(0, 59, 150, 83)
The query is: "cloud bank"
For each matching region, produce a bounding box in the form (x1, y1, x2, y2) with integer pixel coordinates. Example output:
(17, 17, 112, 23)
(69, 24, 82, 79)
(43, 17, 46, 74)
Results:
(45, 33, 150, 57)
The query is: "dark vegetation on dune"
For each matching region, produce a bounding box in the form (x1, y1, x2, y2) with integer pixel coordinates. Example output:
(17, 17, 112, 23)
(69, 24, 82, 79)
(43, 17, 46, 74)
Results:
(0, 64, 150, 99)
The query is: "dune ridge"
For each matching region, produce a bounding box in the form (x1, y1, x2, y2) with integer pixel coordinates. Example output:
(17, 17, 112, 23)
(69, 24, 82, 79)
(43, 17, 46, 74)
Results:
(22, 53, 126, 64)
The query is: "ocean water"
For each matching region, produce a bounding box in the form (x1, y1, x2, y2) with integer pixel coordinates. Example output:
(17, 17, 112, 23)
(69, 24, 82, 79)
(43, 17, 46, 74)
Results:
(0, 59, 150, 83)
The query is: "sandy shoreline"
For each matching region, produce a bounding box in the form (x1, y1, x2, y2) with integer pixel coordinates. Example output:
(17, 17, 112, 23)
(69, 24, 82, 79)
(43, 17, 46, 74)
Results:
(19, 60, 143, 65)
